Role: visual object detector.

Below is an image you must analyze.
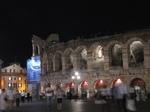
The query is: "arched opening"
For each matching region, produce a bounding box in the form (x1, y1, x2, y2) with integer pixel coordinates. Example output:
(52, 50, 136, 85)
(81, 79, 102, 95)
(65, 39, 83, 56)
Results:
(64, 49, 73, 70)
(80, 48, 87, 69)
(111, 44, 122, 66)
(129, 41, 144, 67)
(93, 45, 104, 70)
(130, 78, 146, 89)
(54, 52, 62, 71)
(80, 81, 88, 99)
(112, 78, 123, 87)
(94, 80, 104, 98)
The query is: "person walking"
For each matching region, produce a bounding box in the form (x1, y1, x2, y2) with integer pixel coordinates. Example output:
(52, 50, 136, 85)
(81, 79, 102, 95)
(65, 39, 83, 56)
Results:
(27, 92, 30, 102)
(6, 87, 15, 111)
(73, 91, 78, 101)
(0, 89, 7, 112)
(15, 90, 21, 107)
(135, 89, 140, 101)
(56, 84, 64, 110)
(115, 78, 129, 112)
(45, 83, 54, 111)
(141, 88, 146, 101)
(29, 92, 33, 101)
(21, 90, 25, 103)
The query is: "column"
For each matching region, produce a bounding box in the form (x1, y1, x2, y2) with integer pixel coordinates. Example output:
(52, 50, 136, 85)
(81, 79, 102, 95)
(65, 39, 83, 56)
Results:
(122, 47, 129, 75)
(144, 44, 150, 75)
(87, 51, 94, 71)
(104, 49, 110, 70)
(72, 52, 80, 71)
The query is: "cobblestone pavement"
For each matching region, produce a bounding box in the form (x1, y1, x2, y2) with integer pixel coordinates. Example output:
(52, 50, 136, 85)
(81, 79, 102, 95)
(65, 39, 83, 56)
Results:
(2, 98, 150, 112)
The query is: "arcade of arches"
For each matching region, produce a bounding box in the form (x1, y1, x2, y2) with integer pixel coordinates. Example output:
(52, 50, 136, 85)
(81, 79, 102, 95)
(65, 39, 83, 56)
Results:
(32, 29, 150, 98)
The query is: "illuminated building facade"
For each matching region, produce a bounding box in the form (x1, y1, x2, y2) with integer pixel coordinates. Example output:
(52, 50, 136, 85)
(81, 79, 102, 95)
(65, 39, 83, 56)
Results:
(0, 63, 28, 92)
(32, 29, 150, 98)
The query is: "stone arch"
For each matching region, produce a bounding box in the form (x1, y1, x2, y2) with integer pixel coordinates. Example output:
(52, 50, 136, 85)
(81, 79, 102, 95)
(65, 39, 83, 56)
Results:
(130, 78, 146, 87)
(75, 45, 87, 53)
(89, 42, 105, 70)
(124, 37, 145, 48)
(63, 48, 74, 69)
(88, 42, 102, 52)
(53, 50, 63, 71)
(111, 78, 123, 87)
(106, 40, 123, 67)
(94, 80, 105, 88)
(75, 45, 88, 69)
(123, 37, 145, 67)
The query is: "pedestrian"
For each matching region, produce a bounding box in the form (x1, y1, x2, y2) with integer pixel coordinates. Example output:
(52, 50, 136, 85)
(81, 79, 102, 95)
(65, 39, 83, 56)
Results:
(45, 83, 54, 111)
(25, 92, 27, 102)
(135, 89, 140, 101)
(29, 92, 33, 101)
(27, 92, 30, 102)
(6, 87, 15, 111)
(15, 90, 21, 107)
(110, 86, 116, 104)
(69, 91, 72, 101)
(73, 91, 78, 101)
(128, 86, 135, 100)
(56, 84, 64, 110)
(21, 90, 25, 103)
(141, 87, 146, 101)
(115, 78, 129, 112)
(0, 89, 7, 112)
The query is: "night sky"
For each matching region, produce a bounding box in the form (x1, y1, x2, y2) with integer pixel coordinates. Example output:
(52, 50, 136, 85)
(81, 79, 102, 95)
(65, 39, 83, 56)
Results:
(0, 1, 150, 68)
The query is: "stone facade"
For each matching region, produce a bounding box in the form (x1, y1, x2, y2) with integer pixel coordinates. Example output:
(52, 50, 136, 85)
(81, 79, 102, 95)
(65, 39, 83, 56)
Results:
(32, 29, 150, 98)
(0, 63, 28, 92)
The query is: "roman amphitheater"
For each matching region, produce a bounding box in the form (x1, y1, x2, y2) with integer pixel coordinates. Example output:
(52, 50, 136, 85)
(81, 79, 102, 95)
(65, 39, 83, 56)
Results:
(31, 29, 150, 98)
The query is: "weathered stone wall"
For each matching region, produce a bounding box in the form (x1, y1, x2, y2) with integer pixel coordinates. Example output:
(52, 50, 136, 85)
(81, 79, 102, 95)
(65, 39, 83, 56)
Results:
(32, 29, 150, 95)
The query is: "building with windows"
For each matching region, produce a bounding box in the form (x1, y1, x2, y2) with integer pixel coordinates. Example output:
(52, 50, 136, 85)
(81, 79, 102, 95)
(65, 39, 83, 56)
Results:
(32, 29, 150, 98)
(0, 63, 28, 92)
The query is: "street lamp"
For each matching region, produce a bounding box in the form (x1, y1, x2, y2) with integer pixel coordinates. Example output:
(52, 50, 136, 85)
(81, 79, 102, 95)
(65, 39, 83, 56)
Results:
(72, 71, 80, 98)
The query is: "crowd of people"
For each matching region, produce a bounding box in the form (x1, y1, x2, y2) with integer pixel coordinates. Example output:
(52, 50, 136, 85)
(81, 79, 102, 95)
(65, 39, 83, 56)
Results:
(93, 79, 148, 112)
(0, 88, 33, 111)
(0, 81, 148, 112)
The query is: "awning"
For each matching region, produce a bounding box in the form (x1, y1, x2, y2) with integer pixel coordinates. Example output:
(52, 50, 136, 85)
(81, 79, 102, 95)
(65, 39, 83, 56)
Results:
(131, 78, 146, 86)
(95, 80, 104, 88)
(81, 81, 88, 88)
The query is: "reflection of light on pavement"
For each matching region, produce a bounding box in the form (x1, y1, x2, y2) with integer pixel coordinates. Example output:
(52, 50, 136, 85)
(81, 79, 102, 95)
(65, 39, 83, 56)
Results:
(71, 101, 83, 112)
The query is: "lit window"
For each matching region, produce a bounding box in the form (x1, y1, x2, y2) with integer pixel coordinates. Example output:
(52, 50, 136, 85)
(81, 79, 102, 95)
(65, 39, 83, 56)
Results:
(18, 77, 22, 80)
(8, 77, 12, 80)
(8, 83, 12, 87)
(18, 83, 22, 87)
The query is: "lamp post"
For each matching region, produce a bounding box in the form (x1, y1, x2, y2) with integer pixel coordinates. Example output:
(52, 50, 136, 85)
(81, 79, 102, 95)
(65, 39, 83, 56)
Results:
(72, 71, 80, 99)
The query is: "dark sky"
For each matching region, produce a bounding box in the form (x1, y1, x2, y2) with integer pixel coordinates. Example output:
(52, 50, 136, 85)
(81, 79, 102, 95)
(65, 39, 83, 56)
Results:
(0, 1, 150, 68)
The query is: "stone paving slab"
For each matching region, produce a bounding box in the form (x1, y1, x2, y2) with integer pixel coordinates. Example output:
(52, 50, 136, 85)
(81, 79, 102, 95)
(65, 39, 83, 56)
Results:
(2, 98, 150, 112)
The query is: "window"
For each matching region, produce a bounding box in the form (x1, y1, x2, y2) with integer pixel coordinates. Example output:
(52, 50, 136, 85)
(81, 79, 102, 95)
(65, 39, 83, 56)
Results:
(8, 77, 12, 80)
(14, 77, 16, 80)
(8, 83, 12, 87)
(13, 83, 17, 88)
(18, 83, 22, 87)
(18, 77, 22, 80)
